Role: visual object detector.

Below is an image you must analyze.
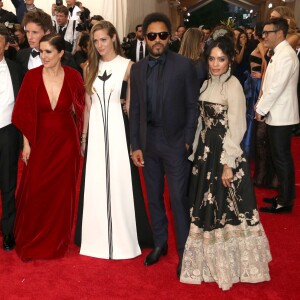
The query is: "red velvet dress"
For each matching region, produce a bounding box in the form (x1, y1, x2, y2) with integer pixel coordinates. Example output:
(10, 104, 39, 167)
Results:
(12, 66, 84, 260)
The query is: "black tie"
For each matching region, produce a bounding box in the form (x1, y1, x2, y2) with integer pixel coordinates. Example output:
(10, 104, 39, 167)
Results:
(31, 49, 40, 58)
(69, 6, 74, 15)
(139, 41, 143, 61)
(59, 26, 64, 35)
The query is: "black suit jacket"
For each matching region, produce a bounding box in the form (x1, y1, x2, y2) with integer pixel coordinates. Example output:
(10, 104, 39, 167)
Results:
(16, 48, 81, 75)
(127, 40, 148, 62)
(6, 58, 23, 100)
(130, 50, 198, 152)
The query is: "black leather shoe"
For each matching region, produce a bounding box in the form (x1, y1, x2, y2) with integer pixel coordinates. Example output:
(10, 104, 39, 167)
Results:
(3, 234, 16, 251)
(260, 205, 293, 214)
(177, 257, 182, 279)
(263, 196, 278, 205)
(144, 244, 168, 266)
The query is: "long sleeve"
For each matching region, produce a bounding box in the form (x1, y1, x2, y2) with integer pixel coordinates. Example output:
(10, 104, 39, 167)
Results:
(12, 67, 42, 145)
(129, 63, 141, 151)
(256, 44, 297, 116)
(221, 77, 246, 168)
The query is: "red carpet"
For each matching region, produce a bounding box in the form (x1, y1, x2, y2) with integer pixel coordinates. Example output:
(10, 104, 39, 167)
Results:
(0, 137, 299, 299)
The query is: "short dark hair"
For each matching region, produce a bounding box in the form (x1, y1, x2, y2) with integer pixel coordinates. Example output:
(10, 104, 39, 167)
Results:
(90, 15, 104, 22)
(202, 25, 211, 31)
(135, 24, 142, 32)
(142, 13, 172, 35)
(40, 33, 65, 52)
(264, 18, 289, 38)
(0, 25, 9, 44)
(176, 25, 185, 31)
(55, 5, 69, 16)
(22, 10, 53, 33)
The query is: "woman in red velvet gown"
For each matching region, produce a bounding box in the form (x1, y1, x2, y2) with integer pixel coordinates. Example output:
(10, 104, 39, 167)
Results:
(12, 33, 84, 261)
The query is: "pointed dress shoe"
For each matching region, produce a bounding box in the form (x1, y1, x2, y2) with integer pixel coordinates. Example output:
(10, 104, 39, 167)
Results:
(3, 234, 16, 251)
(260, 204, 293, 214)
(144, 244, 168, 266)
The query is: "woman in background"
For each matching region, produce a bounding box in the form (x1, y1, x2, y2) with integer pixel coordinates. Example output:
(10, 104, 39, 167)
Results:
(179, 28, 207, 89)
(242, 22, 266, 159)
(180, 36, 271, 290)
(234, 31, 251, 86)
(12, 33, 84, 261)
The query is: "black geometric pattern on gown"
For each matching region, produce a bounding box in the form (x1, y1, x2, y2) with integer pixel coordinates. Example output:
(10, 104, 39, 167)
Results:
(95, 71, 114, 259)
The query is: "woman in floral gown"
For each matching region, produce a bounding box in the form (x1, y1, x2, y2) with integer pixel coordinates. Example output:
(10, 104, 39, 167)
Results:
(180, 36, 271, 291)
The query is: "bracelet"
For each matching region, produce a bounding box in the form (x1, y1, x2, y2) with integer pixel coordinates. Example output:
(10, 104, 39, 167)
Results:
(80, 134, 87, 144)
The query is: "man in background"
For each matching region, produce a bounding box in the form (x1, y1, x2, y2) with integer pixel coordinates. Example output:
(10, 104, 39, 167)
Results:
(0, 25, 23, 251)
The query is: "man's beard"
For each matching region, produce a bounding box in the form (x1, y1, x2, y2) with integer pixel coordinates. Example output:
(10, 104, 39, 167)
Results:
(147, 42, 168, 57)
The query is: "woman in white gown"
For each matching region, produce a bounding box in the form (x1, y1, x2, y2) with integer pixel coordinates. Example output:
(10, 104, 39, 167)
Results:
(76, 20, 141, 259)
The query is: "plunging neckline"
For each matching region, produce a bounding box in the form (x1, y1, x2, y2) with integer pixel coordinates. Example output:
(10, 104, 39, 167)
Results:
(42, 69, 65, 111)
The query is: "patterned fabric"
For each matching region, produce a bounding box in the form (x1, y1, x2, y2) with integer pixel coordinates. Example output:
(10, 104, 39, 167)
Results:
(180, 101, 271, 290)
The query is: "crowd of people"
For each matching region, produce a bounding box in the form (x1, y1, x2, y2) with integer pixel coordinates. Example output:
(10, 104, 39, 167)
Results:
(0, 0, 299, 291)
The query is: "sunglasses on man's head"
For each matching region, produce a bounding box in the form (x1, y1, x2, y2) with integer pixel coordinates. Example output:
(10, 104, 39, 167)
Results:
(146, 32, 169, 41)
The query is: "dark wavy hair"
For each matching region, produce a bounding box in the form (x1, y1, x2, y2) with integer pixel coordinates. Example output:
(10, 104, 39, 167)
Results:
(204, 35, 235, 71)
(39, 33, 66, 52)
(200, 35, 235, 95)
(142, 12, 172, 35)
(264, 18, 289, 38)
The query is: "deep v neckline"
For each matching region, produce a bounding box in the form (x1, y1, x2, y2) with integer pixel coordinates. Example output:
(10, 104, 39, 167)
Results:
(42, 69, 65, 111)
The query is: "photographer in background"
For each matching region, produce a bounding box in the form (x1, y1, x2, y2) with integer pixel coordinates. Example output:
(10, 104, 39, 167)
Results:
(0, 0, 18, 24)
(122, 31, 136, 59)
(53, 5, 78, 53)
(10, 0, 38, 24)
(5, 23, 29, 60)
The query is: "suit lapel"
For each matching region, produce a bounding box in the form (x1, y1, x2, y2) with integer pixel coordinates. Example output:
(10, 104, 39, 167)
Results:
(139, 58, 148, 106)
(6, 60, 20, 100)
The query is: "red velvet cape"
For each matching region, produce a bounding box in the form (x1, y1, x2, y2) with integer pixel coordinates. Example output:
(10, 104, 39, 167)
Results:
(12, 65, 85, 146)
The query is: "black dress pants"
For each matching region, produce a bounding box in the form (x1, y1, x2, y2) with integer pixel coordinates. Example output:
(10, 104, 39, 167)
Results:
(267, 124, 295, 206)
(143, 126, 190, 256)
(0, 124, 19, 235)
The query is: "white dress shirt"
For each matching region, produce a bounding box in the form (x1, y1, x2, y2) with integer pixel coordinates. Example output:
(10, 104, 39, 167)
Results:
(135, 40, 146, 62)
(0, 58, 15, 128)
(28, 48, 42, 70)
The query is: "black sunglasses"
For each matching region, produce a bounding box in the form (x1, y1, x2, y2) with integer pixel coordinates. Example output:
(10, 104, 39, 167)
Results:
(146, 32, 169, 41)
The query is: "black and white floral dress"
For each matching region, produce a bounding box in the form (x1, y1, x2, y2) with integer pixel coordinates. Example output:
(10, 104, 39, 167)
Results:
(180, 72, 271, 291)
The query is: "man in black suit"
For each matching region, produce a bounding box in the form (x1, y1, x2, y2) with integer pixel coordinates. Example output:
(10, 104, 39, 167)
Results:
(0, 25, 22, 251)
(127, 24, 148, 62)
(130, 13, 198, 277)
(15, 10, 79, 74)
